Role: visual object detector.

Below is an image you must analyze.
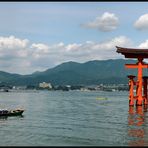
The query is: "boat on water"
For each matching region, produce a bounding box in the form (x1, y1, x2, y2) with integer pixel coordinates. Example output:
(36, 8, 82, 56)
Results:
(96, 97, 108, 100)
(0, 109, 24, 117)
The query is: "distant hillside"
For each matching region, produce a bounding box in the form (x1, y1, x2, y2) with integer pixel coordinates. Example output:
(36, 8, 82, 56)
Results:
(0, 59, 147, 86)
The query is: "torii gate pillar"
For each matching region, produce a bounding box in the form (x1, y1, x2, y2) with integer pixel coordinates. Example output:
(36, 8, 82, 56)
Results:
(127, 75, 135, 106)
(143, 76, 148, 105)
(125, 58, 148, 106)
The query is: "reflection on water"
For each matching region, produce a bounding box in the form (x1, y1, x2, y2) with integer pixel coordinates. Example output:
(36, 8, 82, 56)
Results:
(0, 114, 24, 121)
(128, 105, 148, 146)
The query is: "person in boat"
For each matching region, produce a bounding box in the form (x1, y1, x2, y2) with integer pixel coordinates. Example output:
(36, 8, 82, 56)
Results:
(0, 109, 8, 114)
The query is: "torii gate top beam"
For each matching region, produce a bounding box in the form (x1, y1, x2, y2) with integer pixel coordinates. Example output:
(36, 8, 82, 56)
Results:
(116, 46, 148, 58)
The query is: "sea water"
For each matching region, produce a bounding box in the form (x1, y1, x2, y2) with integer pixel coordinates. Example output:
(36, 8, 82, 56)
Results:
(0, 90, 147, 146)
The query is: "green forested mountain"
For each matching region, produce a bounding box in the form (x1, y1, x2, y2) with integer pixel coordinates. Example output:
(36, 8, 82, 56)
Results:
(0, 59, 147, 86)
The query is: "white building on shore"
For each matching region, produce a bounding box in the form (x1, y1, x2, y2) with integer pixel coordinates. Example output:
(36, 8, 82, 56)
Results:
(39, 82, 52, 89)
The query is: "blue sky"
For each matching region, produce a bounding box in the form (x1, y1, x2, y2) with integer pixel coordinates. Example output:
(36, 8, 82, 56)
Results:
(0, 2, 148, 74)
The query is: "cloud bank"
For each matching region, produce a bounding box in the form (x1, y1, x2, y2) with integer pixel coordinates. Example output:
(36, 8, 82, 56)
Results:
(0, 35, 133, 74)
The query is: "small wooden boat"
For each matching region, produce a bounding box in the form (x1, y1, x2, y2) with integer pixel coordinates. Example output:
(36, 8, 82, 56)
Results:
(0, 109, 24, 117)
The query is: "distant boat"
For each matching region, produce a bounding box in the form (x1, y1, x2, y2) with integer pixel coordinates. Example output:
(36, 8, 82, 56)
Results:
(96, 97, 108, 100)
(4, 89, 9, 92)
(0, 109, 24, 117)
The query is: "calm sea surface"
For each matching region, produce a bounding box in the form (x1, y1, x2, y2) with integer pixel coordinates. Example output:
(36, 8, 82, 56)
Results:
(0, 90, 147, 146)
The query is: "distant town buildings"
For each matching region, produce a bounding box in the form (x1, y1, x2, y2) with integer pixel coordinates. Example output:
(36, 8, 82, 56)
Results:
(39, 82, 52, 89)
(0, 80, 130, 92)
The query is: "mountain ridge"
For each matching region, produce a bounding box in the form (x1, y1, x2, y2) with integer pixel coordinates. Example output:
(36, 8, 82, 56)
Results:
(0, 59, 145, 86)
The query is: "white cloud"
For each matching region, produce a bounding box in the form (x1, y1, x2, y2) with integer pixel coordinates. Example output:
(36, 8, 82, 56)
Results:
(0, 36, 29, 59)
(134, 14, 148, 30)
(138, 40, 148, 48)
(83, 12, 119, 32)
(0, 35, 29, 50)
(31, 43, 49, 53)
(31, 43, 50, 59)
(0, 35, 133, 74)
(42, 36, 132, 65)
(92, 36, 132, 50)
(66, 43, 82, 51)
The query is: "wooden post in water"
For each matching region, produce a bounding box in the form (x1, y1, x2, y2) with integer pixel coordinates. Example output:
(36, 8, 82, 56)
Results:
(143, 76, 148, 105)
(127, 75, 136, 106)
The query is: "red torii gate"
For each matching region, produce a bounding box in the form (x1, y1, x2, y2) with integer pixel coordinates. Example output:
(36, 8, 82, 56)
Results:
(116, 46, 148, 106)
